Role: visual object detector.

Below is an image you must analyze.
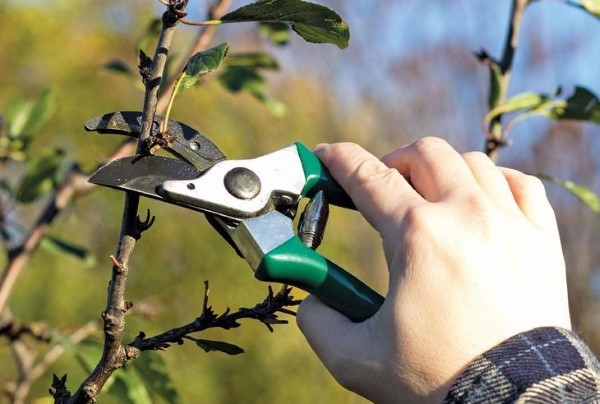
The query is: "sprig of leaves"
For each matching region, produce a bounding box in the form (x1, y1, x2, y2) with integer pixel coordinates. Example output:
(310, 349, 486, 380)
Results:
(220, 0, 350, 49)
(484, 86, 600, 136)
(539, 174, 600, 213)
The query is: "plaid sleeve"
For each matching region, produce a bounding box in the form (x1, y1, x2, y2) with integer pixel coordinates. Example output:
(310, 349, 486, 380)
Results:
(443, 327, 600, 403)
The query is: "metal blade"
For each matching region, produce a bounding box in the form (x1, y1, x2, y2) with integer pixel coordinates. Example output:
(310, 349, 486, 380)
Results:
(89, 155, 205, 211)
(85, 111, 226, 171)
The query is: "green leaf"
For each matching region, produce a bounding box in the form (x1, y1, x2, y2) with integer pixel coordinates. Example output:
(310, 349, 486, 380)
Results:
(540, 174, 600, 213)
(132, 353, 181, 404)
(226, 52, 280, 70)
(40, 235, 96, 267)
(219, 67, 286, 116)
(62, 337, 117, 394)
(174, 43, 229, 95)
(483, 91, 555, 129)
(549, 86, 600, 123)
(579, 0, 600, 17)
(103, 60, 137, 78)
(5, 98, 30, 138)
(16, 149, 65, 203)
(110, 365, 152, 404)
(22, 89, 57, 135)
(195, 339, 245, 355)
(136, 18, 162, 55)
(259, 22, 291, 45)
(221, 0, 350, 49)
(4, 90, 56, 139)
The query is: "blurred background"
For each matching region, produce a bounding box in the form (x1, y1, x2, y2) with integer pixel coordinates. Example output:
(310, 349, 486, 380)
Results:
(0, 0, 599, 402)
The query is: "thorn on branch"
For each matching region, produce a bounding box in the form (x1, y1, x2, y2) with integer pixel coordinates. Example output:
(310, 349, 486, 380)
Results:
(134, 209, 156, 239)
(473, 48, 500, 67)
(138, 49, 154, 88)
(110, 255, 125, 273)
(233, 286, 301, 332)
(49, 373, 71, 403)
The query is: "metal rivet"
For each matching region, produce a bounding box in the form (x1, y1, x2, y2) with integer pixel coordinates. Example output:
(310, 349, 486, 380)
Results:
(187, 183, 195, 190)
(224, 167, 261, 200)
(189, 141, 201, 151)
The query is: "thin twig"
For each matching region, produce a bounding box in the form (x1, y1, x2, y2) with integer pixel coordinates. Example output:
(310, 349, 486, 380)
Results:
(9, 323, 96, 404)
(156, 0, 233, 113)
(125, 285, 300, 358)
(484, 0, 531, 161)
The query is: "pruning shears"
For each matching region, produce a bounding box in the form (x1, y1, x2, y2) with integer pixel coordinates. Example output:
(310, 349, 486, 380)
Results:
(85, 112, 384, 322)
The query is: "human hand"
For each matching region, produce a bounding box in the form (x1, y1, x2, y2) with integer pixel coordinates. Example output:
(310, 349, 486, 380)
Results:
(296, 138, 571, 403)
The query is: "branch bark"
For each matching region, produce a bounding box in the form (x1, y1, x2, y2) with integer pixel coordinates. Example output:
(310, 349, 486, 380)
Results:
(156, 0, 233, 113)
(484, 0, 531, 162)
(67, 5, 182, 401)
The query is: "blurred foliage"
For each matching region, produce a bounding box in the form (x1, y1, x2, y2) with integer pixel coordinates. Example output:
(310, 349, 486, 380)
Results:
(0, 0, 599, 403)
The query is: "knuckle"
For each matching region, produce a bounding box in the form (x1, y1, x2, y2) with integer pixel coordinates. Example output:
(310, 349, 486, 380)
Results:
(520, 174, 546, 194)
(348, 156, 395, 194)
(462, 151, 491, 164)
(411, 136, 450, 154)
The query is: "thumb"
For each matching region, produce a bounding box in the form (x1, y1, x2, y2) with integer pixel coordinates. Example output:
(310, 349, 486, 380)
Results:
(296, 295, 380, 392)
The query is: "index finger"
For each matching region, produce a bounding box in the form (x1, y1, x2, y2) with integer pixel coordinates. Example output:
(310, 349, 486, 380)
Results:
(315, 143, 423, 234)
(381, 137, 479, 202)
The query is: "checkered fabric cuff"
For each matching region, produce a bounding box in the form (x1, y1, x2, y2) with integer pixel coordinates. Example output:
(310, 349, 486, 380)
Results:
(444, 327, 600, 403)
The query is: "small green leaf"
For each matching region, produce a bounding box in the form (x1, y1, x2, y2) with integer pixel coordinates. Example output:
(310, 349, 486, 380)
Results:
(16, 149, 65, 203)
(226, 52, 280, 70)
(540, 174, 600, 213)
(580, 0, 600, 17)
(221, 0, 350, 49)
(22, 89, 57, 135)
(259, 22, 291, 45)
(219, 67, 286, 116)
(5, 98, 30, 138)
(174, 43, 229, 95)
(549, 86, 600, 123)
(103, 60, 137, 77)
(110, 365, 152, 404)
(195, 339, 245, 355)
(5, 90, 56, 139)
(132, 353, 180, 404)
(483, 91, 553, 129)
(40, 235, 96, 267)
(136, 18, 162, 55)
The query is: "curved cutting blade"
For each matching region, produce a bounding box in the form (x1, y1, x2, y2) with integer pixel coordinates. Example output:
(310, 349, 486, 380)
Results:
(89, 155, 205, 211)
(85, 111, 226, 171)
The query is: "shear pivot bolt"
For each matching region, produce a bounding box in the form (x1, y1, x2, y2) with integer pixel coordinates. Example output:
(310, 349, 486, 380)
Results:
(224, 167, 261, 200)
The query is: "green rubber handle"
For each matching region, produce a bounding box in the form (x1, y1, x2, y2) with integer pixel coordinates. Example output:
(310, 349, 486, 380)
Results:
(255, 236, 384, 322)
(296, 142, 355, 209)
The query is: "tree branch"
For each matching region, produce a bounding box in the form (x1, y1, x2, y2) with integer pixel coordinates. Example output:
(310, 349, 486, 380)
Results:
(156, 0, 233, 113)
(484, 0, 532, 161)
(125, 285, 300, 358)
(67, 4, 184, 403)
